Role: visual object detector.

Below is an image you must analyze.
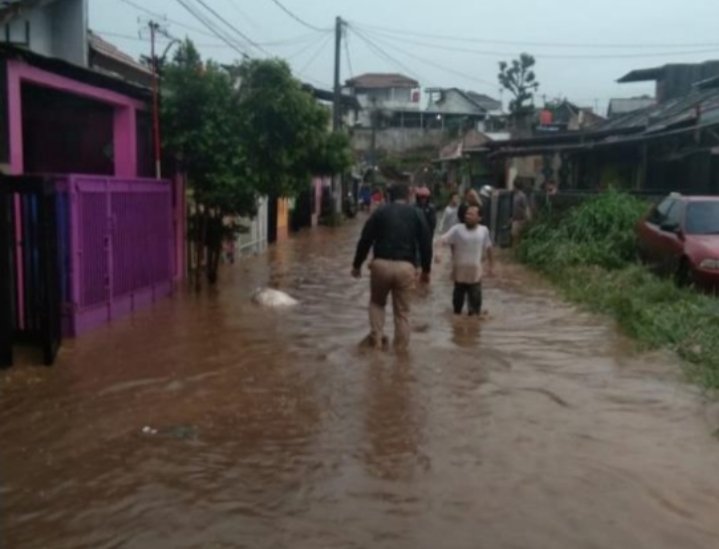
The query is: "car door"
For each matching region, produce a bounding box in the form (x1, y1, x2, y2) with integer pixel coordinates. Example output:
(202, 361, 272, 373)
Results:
(653, 200, 685, 275)
(638, 197, 675, 267)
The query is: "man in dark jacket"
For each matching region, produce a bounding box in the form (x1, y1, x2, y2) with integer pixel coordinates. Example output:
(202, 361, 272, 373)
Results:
(352, 183, 432, 350)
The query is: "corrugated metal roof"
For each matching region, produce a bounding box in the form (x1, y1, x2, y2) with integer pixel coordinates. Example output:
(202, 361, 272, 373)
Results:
(345, 73, 419, 89)
(608, 97, 655, 116)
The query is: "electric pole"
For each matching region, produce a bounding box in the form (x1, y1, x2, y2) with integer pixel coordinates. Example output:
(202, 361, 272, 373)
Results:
(332, 16, 343, 132)
(149, 20, 162, 179)
(332, 16, 344, 213)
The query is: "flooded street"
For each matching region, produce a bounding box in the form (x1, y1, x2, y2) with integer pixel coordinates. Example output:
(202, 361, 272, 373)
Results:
(2, 220, 719, 549)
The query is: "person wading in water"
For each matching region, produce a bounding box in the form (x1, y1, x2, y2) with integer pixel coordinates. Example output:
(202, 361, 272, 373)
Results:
(351, 183, 433, 351)
(437, 204, 494, 316)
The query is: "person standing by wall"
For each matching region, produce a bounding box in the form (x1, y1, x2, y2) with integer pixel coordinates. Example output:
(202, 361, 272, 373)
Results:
(512, 181, 531, 243)
(352, 183, 432, 351)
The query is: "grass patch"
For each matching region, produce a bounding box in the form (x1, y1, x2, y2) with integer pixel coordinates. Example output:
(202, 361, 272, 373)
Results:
(517, 190, 719, 389)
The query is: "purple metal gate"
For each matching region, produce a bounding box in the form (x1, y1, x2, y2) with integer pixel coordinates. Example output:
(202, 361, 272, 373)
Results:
(56, 175, 174, 336)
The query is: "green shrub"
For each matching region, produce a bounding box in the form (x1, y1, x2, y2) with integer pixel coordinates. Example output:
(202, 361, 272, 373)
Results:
(516, 191, 719, 390)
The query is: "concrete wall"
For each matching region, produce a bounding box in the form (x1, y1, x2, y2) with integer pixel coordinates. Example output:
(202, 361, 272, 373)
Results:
(351, 127, 448, 154)
(50, 0, 88, 67)
(2, 0, 87, 66)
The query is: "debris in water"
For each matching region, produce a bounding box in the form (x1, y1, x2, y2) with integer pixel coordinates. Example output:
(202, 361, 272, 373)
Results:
(251, 287, 299, 307)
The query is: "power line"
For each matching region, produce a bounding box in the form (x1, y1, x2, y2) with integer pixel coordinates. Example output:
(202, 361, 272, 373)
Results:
(298, 33, 333, 75)
(349, 26, 423, 85)
(343, 28, 354, 78)
(190, 0, 270, 56)
(353, 21, 719, 50)
(286, 31, 332, 61)
(268, 0, 328, 32)
(174, 0, 250, 58)
(355, 26, 497, 89)
(361, 27, 719, 60)
(119, 0, 218, 40)
(94, 29, 320, 49)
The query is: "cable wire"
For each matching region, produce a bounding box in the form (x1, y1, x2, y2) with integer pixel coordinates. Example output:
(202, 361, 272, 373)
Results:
(190, 0, 270, 55)
(343, 27, 354, 78)
(297, 32, 333, 76)
(174, 0, 250, 58)
(353, 26, 496, 89)
(361, 26, 719, 60)
(119, 0, 219, 40)
(349, 26, 423, 85)
(352, 21, 719, 50)
(268, 0, 328, 32)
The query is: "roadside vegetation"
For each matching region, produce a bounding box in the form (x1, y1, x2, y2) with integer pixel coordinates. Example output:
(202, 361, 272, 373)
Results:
(517, 190, 719, 389)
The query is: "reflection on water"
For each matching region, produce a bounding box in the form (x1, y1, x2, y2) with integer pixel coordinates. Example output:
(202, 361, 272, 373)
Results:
(2, 221, 719, 549)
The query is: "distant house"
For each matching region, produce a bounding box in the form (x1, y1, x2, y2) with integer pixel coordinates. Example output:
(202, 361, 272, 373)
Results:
(344, 72, 420, 127)
(607, 96, 655, 118)
(425, 87, 502, 131)
(536, 100, 605, 133)
(617, 60, 719, 103)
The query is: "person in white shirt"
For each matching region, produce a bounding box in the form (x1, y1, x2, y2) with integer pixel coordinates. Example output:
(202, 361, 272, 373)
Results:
(440, 192, 460, 234)
(437, 204, 494, 315)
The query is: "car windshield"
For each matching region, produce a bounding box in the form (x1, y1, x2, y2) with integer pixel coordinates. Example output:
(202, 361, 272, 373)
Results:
(685, 201, 719, 234)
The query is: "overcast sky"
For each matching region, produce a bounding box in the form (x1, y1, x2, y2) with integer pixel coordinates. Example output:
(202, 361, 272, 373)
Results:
(91, 0, 719, 116)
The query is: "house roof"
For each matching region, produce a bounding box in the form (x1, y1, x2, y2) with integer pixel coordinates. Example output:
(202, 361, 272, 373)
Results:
(464, 90, 501, 111)
(484, 86, 719, 157)
(88, 31, 152, 79)
(608, 97, 655, 116)
(425, 87, 501, 113)
(0, 42, 151, 100)
(617, 65, 666, 83)
(345, 73, 419, 89)
(617, 61, 719, 83)
(302, 84, 361, 110)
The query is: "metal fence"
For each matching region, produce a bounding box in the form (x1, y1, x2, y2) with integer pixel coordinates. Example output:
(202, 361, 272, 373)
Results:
(55, 175, 174, 336)
(0, 176, 62, 367)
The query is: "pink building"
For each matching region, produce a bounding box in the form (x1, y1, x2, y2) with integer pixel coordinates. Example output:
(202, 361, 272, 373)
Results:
(0, 14, 184, 358)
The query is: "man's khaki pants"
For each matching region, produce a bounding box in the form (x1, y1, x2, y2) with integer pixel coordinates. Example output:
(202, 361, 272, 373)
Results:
(368, 259, 416, 349)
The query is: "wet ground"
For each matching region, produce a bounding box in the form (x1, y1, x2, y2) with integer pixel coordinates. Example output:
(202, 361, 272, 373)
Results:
(2, 220, 719, 549)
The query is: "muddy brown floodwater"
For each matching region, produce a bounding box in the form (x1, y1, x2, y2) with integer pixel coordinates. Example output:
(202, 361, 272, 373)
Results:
(2, 221, 719, 549)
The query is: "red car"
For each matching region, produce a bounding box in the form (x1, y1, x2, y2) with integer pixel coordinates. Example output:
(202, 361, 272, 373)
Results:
(636, 194, 719, 290)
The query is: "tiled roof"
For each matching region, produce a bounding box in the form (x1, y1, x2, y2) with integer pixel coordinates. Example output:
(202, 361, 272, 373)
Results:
(345, 73, 419, 89)
(89, 31, 152, 76)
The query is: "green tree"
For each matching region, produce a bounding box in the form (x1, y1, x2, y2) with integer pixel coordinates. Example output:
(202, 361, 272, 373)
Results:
(234, 58, 351, 197)
(498, 53, 540, 118)
(161, 43, 351, 286)
(162, 41, 255, 286)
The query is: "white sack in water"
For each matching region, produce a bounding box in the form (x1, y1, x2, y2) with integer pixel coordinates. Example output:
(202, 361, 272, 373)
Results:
(251, 287, 299, 307)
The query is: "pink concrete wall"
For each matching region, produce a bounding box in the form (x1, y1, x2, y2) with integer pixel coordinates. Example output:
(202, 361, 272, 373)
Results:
(6, 60, 145, 177)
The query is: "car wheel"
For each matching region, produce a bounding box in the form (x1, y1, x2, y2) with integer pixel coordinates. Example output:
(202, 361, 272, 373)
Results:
(675, 258, 694, 287)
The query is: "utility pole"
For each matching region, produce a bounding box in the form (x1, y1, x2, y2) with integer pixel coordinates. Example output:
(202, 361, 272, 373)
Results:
(149, 20, 162, 179)
(332, 16, 344, 213)
(332, 16, 343, 132)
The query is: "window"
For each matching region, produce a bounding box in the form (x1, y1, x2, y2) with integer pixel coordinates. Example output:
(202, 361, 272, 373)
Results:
(648, 197, 675, 225)
(685, 201, 719, 234)
(664, 200, 682, 228)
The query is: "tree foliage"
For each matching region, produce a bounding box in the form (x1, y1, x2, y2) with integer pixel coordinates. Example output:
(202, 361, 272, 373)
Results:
(235, 58, 351, 197)
(498, 53, 540, 116)
(160, 41, 351, 285)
